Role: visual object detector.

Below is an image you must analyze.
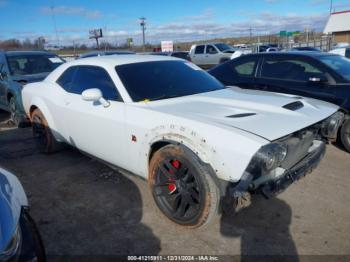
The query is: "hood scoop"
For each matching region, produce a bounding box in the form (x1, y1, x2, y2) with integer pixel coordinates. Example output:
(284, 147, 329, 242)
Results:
(282, 101, 304, 111)
(226, 113, 256, 118)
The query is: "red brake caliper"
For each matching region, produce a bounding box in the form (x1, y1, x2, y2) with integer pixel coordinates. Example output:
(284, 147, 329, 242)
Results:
(168, 160, 180, 193)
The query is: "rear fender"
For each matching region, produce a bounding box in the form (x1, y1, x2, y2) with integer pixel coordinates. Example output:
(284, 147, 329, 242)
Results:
(28, 98, 63, 142)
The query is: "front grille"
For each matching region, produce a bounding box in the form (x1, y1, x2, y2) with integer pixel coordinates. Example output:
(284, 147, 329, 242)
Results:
(280, 130, 315, 169)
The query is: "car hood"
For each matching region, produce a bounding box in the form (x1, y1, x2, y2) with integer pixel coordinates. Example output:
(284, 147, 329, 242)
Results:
(11, 72, 49, 84)
(147, 87, 339, 141)
(0, 168, 27, 251)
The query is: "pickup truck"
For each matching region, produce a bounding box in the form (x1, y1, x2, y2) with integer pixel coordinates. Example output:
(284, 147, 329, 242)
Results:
(189, 43, 235, 68)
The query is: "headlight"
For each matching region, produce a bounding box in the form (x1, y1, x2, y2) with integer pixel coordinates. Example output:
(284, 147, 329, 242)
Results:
(254, 143, 288, 172)
(0, 226, 21, 261)
(321, 111, 344, 140)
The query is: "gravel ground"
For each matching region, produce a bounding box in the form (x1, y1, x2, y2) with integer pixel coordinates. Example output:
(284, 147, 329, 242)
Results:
(0, 110, 349, 260)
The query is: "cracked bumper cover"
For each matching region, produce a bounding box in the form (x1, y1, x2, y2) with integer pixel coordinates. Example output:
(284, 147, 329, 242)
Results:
(229, 141, 326, 198)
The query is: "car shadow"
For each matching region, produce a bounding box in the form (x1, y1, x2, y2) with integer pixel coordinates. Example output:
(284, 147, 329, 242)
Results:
(0, 127, 161, 261)
(220, 194, 299, 261)
(331, 141, 349, 154)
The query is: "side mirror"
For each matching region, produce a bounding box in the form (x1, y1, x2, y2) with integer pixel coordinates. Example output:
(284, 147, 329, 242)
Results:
(82, 88, 110, 108)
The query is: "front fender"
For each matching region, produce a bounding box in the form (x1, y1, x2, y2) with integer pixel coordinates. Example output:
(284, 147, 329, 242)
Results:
(141, 123, 267, 183)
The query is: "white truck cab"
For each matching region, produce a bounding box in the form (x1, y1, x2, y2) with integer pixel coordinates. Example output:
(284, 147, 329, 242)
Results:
(189, 43, 235, 68)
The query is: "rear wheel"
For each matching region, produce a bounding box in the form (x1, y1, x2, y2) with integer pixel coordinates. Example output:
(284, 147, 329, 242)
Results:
(340, 118, 350, 153)
(31, 109, 61, 153)
(149, 144, 219, 228)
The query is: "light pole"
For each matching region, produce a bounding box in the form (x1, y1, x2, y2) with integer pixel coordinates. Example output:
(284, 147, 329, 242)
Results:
(140, 17, 146, 51)
(330, 0, 333, 13)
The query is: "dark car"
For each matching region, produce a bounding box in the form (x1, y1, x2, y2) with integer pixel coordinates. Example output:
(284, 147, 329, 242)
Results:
(78, 50, 135, 59)
(147, 51, 190, 60)
(0, 51, 65, 126)
(291, 47, 321, 52)
(0, 167, 45, 262)
(209, 52, 350, 152)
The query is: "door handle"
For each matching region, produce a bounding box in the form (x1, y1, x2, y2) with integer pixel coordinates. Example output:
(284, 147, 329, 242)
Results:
(64, 100, 71, 105)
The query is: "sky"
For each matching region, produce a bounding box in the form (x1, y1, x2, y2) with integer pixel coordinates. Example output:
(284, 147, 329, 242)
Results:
(0, 0, 349, 46)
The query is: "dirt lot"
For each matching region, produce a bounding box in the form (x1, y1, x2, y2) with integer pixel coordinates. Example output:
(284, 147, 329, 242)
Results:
(0, 110, 349, 259)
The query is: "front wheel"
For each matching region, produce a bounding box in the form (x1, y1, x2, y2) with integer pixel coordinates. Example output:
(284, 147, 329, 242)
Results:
(9, 97, 28, 128)
(340, 118, 350, 153)
(149, 144, 220, 228)
(9, 97, 21, 126)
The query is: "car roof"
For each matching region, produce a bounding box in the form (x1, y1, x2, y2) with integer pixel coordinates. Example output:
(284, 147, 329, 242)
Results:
(5, 50, 57, 56)
(66, 54, 183, 67)
(80, 50, 135, 57)
(244, 51, 339, 58)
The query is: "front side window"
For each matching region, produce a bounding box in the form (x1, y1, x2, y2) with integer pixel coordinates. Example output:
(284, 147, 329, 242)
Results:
(116, 61, 225, 102)
(6, 54, 64, 76)
(194, 45, 205, 54)
(261, 58, 323, 82)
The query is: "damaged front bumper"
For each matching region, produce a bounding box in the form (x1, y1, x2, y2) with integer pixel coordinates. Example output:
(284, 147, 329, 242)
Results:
(228, 140, 326, 199)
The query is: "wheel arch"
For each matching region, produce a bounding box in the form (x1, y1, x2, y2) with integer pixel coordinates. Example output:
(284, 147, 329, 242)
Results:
(28, 98, 60, 140)
(147, 138, 227, 196)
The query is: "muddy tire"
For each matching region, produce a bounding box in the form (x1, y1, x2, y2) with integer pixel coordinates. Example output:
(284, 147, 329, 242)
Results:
(31, 109, 61, 153)
(340, 118, 350, 153)
(149, 144, 220, 228)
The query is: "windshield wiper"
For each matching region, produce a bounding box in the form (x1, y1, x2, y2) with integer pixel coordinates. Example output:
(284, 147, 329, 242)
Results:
(147, 94, 181, 101)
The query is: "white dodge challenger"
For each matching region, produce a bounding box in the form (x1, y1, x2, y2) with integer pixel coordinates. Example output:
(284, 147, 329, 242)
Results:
(22, 55, 343, 228)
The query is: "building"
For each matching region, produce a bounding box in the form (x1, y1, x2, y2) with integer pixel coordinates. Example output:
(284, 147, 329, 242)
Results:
(324, 10, 350, 44)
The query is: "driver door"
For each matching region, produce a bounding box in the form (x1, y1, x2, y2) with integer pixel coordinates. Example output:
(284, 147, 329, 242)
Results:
(57, 65, 127, 167)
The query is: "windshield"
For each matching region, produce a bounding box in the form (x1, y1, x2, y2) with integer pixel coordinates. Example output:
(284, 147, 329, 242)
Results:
(319, 55, 350, 82)
(214, 43, 233, 52)
(116, 60, 225, 102)
(7, 54, 64, 76)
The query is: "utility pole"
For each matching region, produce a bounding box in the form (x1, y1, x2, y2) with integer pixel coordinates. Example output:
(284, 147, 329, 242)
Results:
(140, 17, 146, 52)
(50, 0, 59, 47)
(330, 0, 333, 13)
(249, 27, 253, 44)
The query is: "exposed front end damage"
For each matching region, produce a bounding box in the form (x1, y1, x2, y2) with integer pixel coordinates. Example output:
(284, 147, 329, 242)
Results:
(225, 111, 344, 205)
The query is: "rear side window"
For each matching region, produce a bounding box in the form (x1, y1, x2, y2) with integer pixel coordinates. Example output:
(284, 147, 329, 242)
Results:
(346, 48, 350, 59)
(234, 61, 256, 76)
(261, 58, 323, 82)
(206, 45, 217, 54)
(230, 57, 257, 77)
(195, 45, 205, 54)
(57, 66, 122, 101)
(56, 66, 77, 91)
